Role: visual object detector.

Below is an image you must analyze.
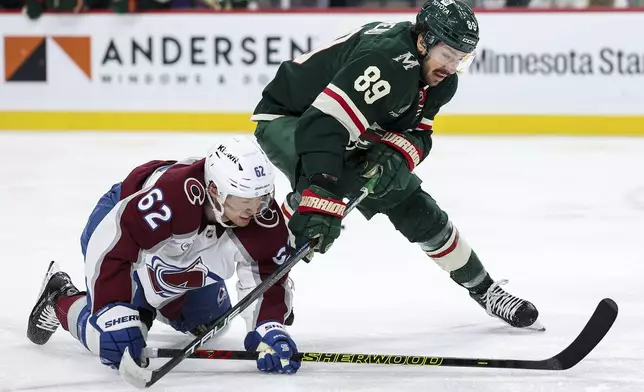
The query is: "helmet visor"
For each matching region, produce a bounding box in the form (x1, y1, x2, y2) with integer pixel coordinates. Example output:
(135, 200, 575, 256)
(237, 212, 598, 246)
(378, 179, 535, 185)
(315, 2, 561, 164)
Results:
(223, 192, 273, 218)
(427, 42, 476, 73)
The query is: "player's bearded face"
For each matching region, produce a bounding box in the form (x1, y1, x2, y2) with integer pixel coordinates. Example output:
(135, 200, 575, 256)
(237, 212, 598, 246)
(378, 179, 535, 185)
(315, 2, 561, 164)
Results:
(418, 39, 475, 86)
(423, 56, 450, 87)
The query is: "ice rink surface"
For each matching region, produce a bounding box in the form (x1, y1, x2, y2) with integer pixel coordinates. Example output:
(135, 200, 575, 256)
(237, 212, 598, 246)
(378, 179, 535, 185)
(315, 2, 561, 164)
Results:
(1, 131, 643, 392)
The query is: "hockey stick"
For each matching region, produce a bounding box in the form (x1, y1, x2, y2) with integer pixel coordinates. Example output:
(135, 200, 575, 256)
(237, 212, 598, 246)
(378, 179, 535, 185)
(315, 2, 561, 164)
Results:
(119, 172, 382, 388)
(145, 298, 618, 371)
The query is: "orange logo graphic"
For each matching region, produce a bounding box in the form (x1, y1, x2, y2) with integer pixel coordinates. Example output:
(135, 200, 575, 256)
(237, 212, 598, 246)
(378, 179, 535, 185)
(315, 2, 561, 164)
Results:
(4, 36, 91, 82)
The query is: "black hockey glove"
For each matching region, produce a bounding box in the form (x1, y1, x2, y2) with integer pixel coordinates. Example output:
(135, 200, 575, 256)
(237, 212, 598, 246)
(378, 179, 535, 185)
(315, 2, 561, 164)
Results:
(360, 132, 422, 198)
(288, 184, 346, 256)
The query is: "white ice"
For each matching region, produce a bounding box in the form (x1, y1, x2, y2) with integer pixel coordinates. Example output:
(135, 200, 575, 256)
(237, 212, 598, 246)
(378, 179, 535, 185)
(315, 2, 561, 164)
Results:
(1, 132, 643, 392)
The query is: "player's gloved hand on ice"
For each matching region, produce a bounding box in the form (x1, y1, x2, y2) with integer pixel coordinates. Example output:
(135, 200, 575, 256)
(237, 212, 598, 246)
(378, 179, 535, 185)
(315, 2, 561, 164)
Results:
(88, 302, 148, 370)
(244, 321, 300, 374)
(360, 132, 422, 197)
(288, 178, 345, 255)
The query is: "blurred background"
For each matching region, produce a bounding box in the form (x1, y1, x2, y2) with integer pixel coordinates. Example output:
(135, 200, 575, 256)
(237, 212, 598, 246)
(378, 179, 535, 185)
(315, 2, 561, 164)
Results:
(1, 1, 642, 391)
(2, 0, 642, 21)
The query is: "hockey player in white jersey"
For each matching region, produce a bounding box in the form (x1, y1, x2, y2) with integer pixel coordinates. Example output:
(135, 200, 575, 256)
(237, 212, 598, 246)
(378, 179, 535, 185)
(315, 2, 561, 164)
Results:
(27, 136, 300, 375)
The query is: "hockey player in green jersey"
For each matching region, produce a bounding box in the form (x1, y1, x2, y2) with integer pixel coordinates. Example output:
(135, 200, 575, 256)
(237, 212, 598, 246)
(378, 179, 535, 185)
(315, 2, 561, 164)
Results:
(252, 0, 542, 330)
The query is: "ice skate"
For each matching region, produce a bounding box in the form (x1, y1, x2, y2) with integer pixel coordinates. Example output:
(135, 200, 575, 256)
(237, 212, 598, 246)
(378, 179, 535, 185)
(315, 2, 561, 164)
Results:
(471, 279, 545, 331)
(27, 261, 80, 345)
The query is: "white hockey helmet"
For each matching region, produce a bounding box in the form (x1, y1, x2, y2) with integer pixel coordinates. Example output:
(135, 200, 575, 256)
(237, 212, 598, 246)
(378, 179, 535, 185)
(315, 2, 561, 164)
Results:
(204, 136, 275, 226)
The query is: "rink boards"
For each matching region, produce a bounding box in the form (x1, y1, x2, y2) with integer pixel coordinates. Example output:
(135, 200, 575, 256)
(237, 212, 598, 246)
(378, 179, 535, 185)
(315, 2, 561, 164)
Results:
(0, 11, 643, 135)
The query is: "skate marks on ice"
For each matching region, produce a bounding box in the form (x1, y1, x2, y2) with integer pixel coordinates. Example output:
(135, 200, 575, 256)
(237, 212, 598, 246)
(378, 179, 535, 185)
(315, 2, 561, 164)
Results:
(1, 134, 643, 392)
(6, 315, 612, 392)
(625, 185, 644, 212)
(139, 303, 619, 392)
(5, 360, 640, 392)
(1, 380, 125, 392)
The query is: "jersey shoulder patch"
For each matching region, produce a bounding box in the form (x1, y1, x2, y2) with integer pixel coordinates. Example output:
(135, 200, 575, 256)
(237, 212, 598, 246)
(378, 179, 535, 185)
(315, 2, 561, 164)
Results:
(357, 21, 420, 72)
(232, 201, 289, 264)
(184, 177, 206, 206)
(391, 51, 421, 71)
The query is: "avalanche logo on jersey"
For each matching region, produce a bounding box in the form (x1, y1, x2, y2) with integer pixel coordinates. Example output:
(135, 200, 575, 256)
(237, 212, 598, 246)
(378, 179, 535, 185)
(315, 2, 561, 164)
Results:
(184, 177, 206, 206)
(255, 207, 280, 228)
(217, 285, 229, 306)
(146, 255, 208, 298)
(272, 246, 288, 265)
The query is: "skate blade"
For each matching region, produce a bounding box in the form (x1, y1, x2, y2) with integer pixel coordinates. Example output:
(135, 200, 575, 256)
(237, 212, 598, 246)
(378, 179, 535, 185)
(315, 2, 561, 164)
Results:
(522, 320, 546, 332)
(35, 261, 60, 301)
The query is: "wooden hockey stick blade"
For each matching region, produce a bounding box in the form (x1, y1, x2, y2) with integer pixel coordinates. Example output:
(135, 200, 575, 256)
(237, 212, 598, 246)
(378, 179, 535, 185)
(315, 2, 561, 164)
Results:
(146, 298, 618, 371)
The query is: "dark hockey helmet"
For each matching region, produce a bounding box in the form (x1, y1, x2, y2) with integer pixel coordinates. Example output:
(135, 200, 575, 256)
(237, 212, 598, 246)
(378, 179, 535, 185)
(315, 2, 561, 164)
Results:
(416, 0, 479, 54)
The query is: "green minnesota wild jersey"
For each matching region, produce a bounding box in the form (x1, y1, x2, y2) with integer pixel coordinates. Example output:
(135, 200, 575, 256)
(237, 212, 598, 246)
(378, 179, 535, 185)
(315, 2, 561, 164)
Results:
(252, 21, 458, 179)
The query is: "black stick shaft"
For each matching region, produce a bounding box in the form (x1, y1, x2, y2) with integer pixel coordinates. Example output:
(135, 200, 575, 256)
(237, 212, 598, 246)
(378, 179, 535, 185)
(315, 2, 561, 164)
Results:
(140, 175, 380, 387)
(144, 298, 618, 372)
(148, 348, 552, 370)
